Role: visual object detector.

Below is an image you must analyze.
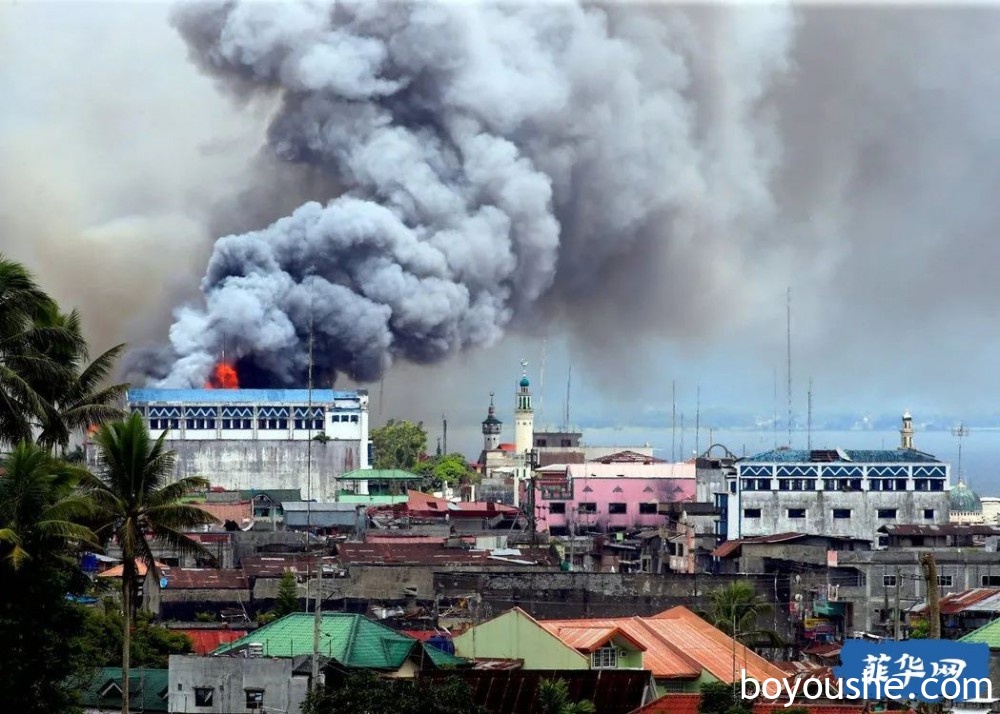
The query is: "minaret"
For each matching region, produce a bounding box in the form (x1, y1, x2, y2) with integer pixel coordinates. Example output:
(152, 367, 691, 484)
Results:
(514, 360, 534, 455)
(482, 392, 502, 452)
(900, 410, 914, 450)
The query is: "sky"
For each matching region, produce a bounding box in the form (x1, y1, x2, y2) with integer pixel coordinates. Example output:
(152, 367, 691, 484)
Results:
(4, 2, 1000, 461)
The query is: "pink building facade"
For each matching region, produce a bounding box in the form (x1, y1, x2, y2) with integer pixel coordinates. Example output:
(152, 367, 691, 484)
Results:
(527, 459, 696, 535)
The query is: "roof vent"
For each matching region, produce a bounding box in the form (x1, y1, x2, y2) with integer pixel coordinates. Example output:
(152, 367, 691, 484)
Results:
(247, 642, 264, 658)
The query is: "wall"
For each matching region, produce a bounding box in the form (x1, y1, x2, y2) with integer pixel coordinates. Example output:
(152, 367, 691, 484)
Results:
(135, 440, 361, 500)
(168, 655, 310, 714)
(536, 478, 696, 533)
(452, 608, 589, 669)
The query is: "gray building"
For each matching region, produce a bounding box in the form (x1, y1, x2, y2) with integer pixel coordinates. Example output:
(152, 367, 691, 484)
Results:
(722, 412, 951, 544)
(169, 655, 311, 714)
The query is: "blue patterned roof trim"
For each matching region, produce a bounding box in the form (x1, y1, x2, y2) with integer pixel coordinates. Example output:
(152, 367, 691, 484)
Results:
(258, 406, 291, 419)
(740, 448, 940, 464)
(128, 388, 361, 405)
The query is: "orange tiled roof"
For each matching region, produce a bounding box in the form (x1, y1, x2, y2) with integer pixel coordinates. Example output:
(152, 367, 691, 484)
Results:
(96, 560, 170, 578)
(630, 693, 701, 713)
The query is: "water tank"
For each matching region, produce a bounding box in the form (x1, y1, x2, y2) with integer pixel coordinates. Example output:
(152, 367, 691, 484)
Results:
(426, 634, 455, 655)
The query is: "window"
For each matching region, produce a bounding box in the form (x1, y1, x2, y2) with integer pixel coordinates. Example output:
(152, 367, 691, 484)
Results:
(639, 503, 657, 514)
(350, 414, 359, 423)
(924, 509, 935, 519)
(535, 438, 548, 447)
(608, 503, 627, 514)
(787, 508, 806, 519)
(744, 508, 762, 518)
(983, 576, 1000, 587)
(245, 689, 264, 710)
(549, 502, 566, 514)
(877, 509, 898, 519)
(833, 509, 852, 519)
(591, 645, 618, 669)
(884, 575, 897, 587)
(729, 481, 737, 494)
(541, 482, 572, 500)
(195, 688, 214, 706)
(560, 439, 572, 447)
(578, 502, 597, 514)
(938, 575, 953, 587)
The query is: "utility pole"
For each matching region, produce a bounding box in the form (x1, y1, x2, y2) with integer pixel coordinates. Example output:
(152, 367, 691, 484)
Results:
(671, 380, 677, 462)
(894, 567, 902, 641)
(786, 287, 793, 448)
(952, 424, 970, 483)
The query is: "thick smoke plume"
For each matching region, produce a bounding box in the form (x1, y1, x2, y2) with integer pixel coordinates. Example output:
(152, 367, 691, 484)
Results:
(156, 1, 794, 387)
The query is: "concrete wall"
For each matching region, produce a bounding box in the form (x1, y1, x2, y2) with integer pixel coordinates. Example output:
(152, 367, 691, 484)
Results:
(536, 477, 696, 533)
(453, 608, 589, 669)
(728, 489, 950, 543)
(168, 655, 310, 714)
(152, 440, 361, 500)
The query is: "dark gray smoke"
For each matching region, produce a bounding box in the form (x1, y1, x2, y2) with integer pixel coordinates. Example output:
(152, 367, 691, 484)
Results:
(157, 0, 793, 387)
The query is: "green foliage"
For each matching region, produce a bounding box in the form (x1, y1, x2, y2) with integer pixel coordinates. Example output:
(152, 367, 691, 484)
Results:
(302, 671, 483, 714)
(908, 617, 930, 639)
(702, 581, 784, 647)
(195, 611, 215, 623)
(256, 611, 277, 625)
(537, 678, 597, 714)
(274, 571, 300, 617)
(783, 708, 810, 714)
(413, 452, 480, 490)
(71, 602, 193, 669)
(370, 419, 427, 469)
(699, 681, 753, 714)
(0, 443, 95, 713)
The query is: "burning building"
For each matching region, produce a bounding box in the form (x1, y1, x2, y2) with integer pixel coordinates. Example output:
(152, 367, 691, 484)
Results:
(93, 378, 371, 501)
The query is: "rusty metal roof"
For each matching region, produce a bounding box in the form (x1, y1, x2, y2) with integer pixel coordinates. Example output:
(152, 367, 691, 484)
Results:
(711, 532, 810, 558)
(540, 625, 647, 654)
(163, 568, 248, 590)
(879, 524, 1000, 536)
(910, 587, 1000, 615)
(337, 542, 558, 567)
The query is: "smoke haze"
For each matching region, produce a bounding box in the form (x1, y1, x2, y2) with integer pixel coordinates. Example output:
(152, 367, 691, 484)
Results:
(5, 2, 1000, 438)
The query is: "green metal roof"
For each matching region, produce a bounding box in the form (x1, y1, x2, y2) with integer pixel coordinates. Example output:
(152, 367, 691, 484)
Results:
(340, 469, 421, 481)
(961, 619, 1000, 648)
(239, 488, 303, 502)
(213, 613, 466, 670)
(77, 667, 169, 712)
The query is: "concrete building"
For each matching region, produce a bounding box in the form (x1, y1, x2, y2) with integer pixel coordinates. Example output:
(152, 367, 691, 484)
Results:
(107, 388, 372, 500)
(168, 655, 310, 713)
(722, 412, 951, 543)
(531, 452, 696, 535)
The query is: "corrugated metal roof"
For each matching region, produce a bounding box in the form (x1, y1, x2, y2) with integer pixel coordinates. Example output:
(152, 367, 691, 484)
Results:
(540, 625, 647, 654)
(163, 568, 248, 590)
(127, 388, 360, 404)
(241, 555, 339, 578)
(911, 588, 1000, 615)
(175, 629, 248, 654)
(961, 619, 1000, 648)
(340, 469, 421, 480)
(193, 500, 251, 524)
(880, 524, 1000, 536)
(213, 613, 467, 669)
(539, 617, 700, 679)
(77, 668, 169, 712)
(740, 448, 940, 464)
(711, 532, 810, 558)
(337, 542, 558, 567)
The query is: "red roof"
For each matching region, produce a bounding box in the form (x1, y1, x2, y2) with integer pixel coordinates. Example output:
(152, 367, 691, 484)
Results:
(193, 500, 252, 524)
(176, 629, 248, 654)
(498, 443, 516, 452)
(240, 555, 339, 578)
(163, 568, 248, 590)
(631, 697, 865, 714)
(337, 542, 558, 567)
(541, 624, 647, 654)
(712, 533, 809, 559)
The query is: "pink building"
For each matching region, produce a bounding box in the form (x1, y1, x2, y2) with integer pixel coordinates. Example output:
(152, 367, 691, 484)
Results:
(525, 451, 696, 535)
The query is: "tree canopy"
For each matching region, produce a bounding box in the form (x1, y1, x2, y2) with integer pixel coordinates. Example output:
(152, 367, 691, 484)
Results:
(702, 581, 783, 647)
(370, 419, 427, 469)
(413, 452, 480, 490)
(303, 671, 483, 714)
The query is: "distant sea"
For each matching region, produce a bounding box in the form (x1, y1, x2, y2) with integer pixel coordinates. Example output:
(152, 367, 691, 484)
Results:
(580, 427, 999, 496)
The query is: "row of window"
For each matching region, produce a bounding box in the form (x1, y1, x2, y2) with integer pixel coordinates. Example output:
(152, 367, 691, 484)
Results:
(147, 416, 358, 431)
(743, 508, 936, 520)
(189, 687, 263, 708)
(884, 575, 1000, 589)
(548, 502, 659, 515)
(734, 478, 946, 492)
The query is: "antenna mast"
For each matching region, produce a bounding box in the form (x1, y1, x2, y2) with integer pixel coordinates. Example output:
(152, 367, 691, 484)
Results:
(539, 338, 546, 426)
(807, 378, 813, 451)
(442, 415, 448, 456)
(772, 368, 778, 449)
(671, 380, 677, 462)
(952, 423, 970, 484)
(695, 385, 701, 459)
(786, 287, 792, 448)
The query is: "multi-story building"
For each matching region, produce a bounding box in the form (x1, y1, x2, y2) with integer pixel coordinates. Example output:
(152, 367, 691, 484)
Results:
(530, 451, 695, 535)
(721, 412, 951, 544)
(96, 388, 371, 500)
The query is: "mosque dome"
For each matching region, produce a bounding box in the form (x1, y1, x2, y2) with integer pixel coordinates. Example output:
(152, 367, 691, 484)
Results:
(519, 376, 530, 388)
(950, 480, 982, 513)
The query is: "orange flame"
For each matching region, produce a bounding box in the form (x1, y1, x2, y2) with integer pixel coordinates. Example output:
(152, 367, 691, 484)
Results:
(204, 362, 239, 389)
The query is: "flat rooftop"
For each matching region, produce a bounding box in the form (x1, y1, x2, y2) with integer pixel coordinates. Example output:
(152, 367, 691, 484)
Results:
(128, 388, 363, 404)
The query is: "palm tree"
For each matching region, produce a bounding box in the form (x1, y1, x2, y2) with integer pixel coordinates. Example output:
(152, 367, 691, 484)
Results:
(82, 414, 216, 714)
(537, 678, 597, 714)
(704, 581, 784, 647)
(0, 441, 96, 568)
(29, 305, 126, 452)
(0, 257, 81, 445)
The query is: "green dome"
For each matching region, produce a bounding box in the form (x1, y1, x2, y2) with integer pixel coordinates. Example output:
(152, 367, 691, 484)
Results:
(950, 480, 982, 513)
(519, 376, 530, 388)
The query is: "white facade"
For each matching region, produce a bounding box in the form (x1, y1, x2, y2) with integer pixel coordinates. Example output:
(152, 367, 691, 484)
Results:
(512, 373, 534, 507)
(91, 388, 372, 500)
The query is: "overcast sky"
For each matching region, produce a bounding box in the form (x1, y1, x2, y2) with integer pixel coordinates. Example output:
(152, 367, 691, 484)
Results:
(4, 2, 1000, 459)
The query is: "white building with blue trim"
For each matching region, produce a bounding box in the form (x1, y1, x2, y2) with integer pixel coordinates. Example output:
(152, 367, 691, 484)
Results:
(719, 413, 952, 545)
(92, 389, 372, 501)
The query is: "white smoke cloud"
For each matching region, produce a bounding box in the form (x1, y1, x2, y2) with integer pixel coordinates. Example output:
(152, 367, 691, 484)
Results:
(157, 0, 796, 387)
